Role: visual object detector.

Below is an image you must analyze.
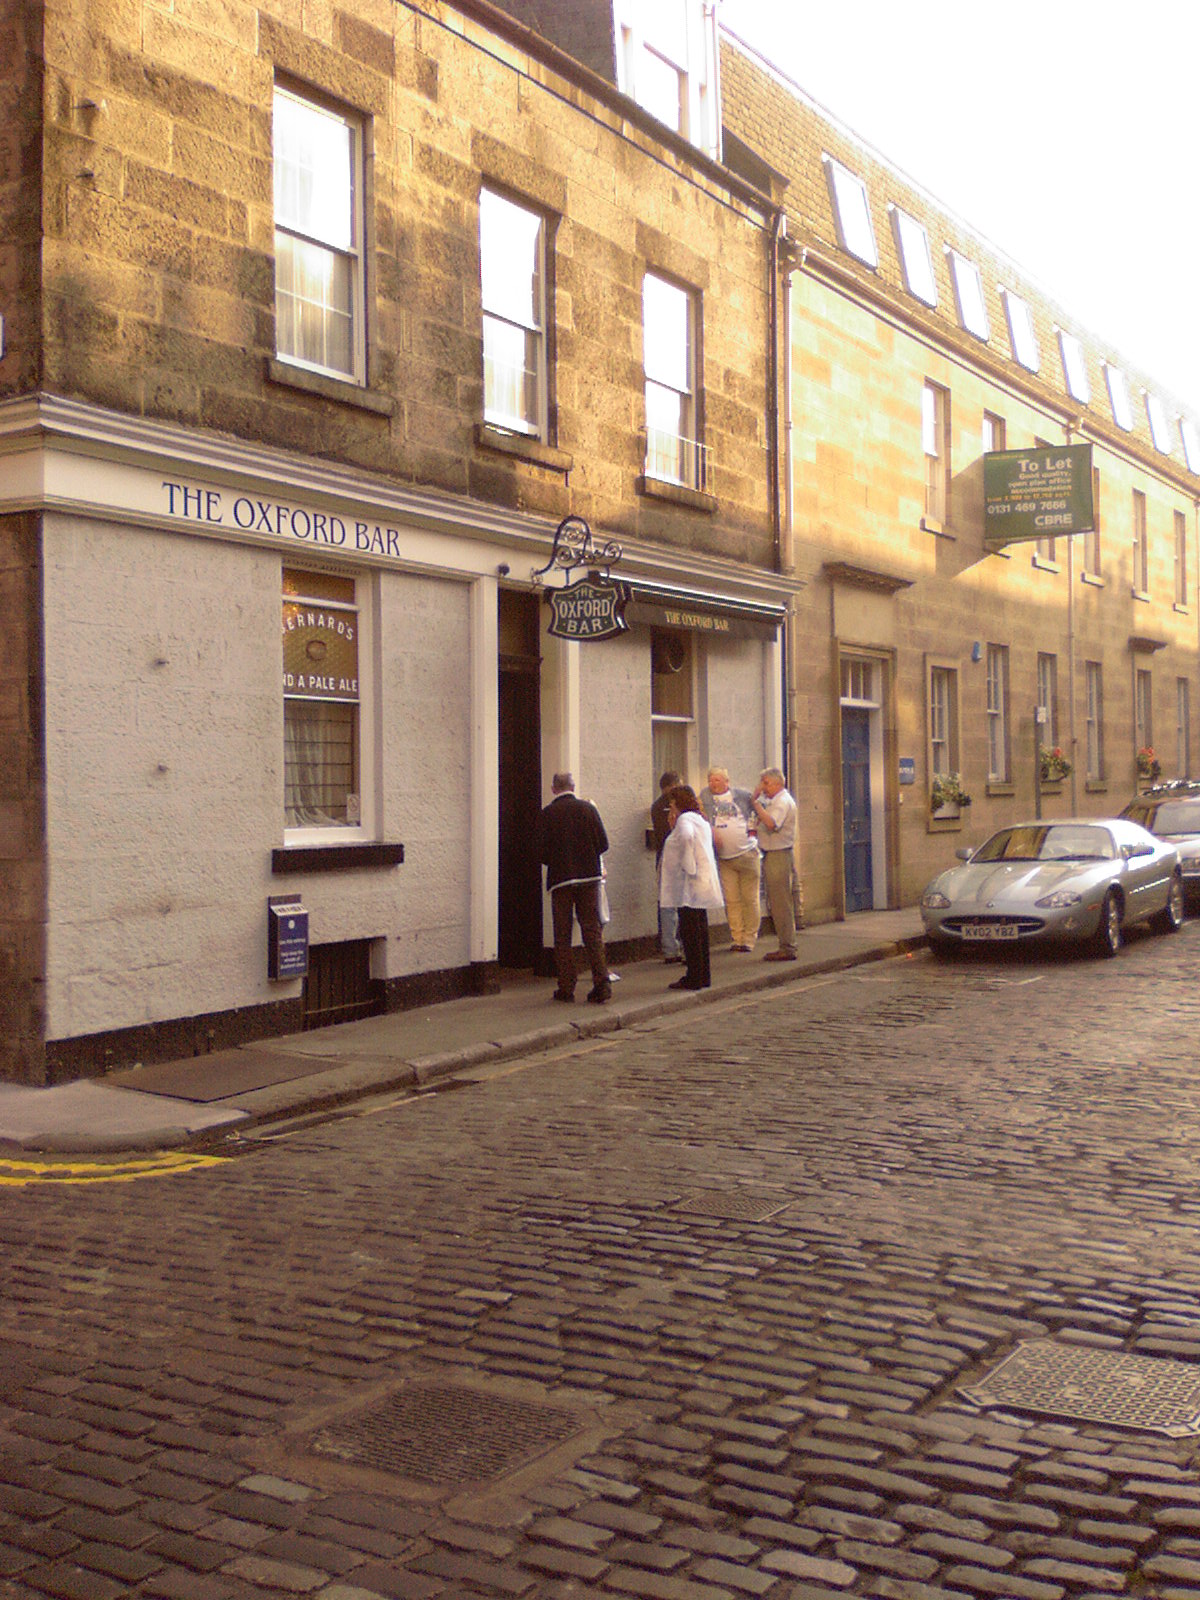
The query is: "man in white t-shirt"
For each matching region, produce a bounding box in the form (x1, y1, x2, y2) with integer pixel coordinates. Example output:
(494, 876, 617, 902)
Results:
(699, 767, 761, 953)
(750, 767, 798, 961)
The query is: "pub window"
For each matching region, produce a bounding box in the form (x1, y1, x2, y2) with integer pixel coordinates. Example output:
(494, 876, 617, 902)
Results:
(283, 568, 361, 829)
(273, 85, 365, 382)
(651, 626, 694, 784)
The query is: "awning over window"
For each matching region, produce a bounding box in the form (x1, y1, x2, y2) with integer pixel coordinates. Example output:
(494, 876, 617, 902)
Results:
(624, 581, 785, 641)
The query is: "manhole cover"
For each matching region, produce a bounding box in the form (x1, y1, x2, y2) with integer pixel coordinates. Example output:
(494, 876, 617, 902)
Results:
(961, 1339, 1200, 1437)
(676, 1188, 792, 1221)
(309, 1382, 585, 1486)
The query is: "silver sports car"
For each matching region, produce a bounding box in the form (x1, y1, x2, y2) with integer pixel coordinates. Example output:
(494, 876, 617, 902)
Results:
(921, 818, 1183, 957)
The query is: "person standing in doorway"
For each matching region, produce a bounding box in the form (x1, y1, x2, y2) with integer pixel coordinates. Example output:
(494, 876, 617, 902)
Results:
(650, 770, 683, 963)
(700, 766, 761, 953)
(751, 767, 798, 962)
(658, 784, 724, 991)
(536, 772, 611, 1004)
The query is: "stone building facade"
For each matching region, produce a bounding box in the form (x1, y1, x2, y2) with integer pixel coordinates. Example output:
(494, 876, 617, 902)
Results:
(721, 35, 1200, 919)
(0, 0, 792, 1083)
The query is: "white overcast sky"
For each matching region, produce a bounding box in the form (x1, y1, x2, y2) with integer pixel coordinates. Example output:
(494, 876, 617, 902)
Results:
(719, 0, 1200, 416)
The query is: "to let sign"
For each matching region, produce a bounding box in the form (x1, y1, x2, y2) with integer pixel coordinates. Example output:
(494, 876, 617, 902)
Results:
(984, 444, 1094, 549)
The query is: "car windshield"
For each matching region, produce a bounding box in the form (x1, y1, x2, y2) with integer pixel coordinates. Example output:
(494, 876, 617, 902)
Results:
(971, 824, 1116, 863)
(1146, 799, 1200, 835)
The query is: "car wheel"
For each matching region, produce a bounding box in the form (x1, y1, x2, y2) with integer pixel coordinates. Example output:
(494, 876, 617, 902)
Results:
(1153, 872, 1185, 934)
(1094, 889, 1122, 957)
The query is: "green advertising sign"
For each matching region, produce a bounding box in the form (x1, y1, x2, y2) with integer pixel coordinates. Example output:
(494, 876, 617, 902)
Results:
(984, 443, 1094, 549)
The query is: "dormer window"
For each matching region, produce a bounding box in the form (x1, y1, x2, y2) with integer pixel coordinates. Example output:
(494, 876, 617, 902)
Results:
(1002, 289, 1038, 372)
(946, 249, 988, 340)
(1145, 392, 1172, 455)
(1104, 364, 1133, 431)
(1182, 417, 1200, 474)
(823, 155, 877, 268)
(890, 207, 936, 306)
(613, 0, 720, 160)
(1057, 329, 1090, 404)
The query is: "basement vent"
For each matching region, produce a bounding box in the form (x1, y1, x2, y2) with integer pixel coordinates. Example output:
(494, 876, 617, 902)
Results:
(310, 1382, 585, 1486)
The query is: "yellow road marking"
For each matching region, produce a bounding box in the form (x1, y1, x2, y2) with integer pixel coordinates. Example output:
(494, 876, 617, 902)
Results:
(0, 1151, 227, 1185)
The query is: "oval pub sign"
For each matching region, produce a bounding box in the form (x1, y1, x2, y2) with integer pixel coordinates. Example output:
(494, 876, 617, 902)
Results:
(546, 576, 629, 641)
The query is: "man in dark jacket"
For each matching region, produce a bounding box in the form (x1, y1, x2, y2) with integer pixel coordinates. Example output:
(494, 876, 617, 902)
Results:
(536, 772, 611, 1004)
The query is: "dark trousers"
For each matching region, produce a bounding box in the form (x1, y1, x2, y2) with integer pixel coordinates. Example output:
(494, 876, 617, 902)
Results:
(550, 880, 608, 994)
(677, 906, 711, 988)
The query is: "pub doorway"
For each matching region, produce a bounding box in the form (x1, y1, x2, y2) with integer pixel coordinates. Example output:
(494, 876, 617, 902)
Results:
(498, 589, 543, 967)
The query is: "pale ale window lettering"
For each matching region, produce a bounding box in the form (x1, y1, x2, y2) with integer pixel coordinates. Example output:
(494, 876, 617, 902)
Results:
(283, 568, 360, 828)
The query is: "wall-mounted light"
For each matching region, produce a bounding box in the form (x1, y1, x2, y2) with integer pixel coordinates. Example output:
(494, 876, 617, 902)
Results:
(971, 641, 982, 663)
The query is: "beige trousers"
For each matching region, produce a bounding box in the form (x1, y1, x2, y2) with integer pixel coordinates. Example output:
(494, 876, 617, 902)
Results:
(717, 852, 762, 948)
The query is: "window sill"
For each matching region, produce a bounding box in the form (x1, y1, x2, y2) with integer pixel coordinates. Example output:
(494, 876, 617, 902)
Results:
(1175, 602, 1190, 615)
(920, 516, 954, 538)
(1081, 571, 1104, 587)
(1085, 780, 1109, 794)
(636, 475, 717, 514)
(985, 782, 1015, 797)
(266, 358, 396, 416)
(1031, 556, 1060, 573)
(1131, 588, 1150, 603)
(927, 812, 964, 831)
(272, 841, 405, 874)
(475, 423, 573, 474)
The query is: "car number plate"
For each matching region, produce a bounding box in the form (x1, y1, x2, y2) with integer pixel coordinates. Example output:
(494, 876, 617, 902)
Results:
(962, 922, 1019, 941)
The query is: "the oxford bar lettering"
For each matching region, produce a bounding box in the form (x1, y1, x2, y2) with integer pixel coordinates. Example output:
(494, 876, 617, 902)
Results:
(162, 480, 408, 557)
(546, 576, 628, 641)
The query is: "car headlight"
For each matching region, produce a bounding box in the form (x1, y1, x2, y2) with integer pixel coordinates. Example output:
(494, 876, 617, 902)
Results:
(1035, 889, 1082, 908)
(921, 890, 951, 910)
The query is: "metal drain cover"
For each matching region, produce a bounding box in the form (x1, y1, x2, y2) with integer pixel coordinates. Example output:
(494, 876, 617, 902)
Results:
(309, 1382, 585, 1486)
(676, 1188, 792, 1221)
(961, 1339, 1200, 1438)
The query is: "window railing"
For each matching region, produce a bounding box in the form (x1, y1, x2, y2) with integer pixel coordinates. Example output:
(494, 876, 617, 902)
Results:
(483, 352, 540, 437)
(643, 427, 708, 493)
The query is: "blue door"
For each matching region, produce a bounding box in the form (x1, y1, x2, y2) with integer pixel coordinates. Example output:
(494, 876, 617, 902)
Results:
(842, 709, 873, 912)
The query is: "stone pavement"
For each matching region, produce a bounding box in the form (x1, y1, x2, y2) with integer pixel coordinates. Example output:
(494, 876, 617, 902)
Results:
(0, 910, 925, 1155)
(5, 924, 1200, 1600)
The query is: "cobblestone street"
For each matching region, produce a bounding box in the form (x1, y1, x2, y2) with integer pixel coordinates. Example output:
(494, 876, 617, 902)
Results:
(6, 929, 1200, 1599)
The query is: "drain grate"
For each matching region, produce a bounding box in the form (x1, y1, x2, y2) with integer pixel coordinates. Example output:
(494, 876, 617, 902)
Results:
(309, 1382, 585, 1486)
(676, 1188, 792, 1222)
(960, 1339, 1200, 1438)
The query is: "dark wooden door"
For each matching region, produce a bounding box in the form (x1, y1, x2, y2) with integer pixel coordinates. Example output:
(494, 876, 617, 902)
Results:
(842, 708, 873, 913)
(498, 593, 543, 967)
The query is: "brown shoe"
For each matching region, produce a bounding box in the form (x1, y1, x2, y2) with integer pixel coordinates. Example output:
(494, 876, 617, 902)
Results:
(763, 950, 797, 962)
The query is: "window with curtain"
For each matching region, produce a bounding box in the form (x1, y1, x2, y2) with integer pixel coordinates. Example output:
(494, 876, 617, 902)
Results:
(643, 273, 701, 489)
(480, 188, 546, 438)
(273, 86, 364, 382)
(283, 568, 360, 828)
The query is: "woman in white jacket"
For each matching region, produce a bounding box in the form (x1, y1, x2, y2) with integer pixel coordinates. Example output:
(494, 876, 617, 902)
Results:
(658, 784, 725, 991)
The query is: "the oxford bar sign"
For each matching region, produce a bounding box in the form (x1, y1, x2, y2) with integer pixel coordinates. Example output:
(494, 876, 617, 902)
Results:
(546, 575, 629, 640)
(536, 514, 628, 641)
(984, 444, 1094, 549)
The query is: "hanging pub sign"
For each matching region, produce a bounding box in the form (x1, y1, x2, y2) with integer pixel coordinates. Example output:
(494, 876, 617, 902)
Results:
(546, 574, 629, 640)
(984, 443, 1094, 550)
(534, 514, 629, 642)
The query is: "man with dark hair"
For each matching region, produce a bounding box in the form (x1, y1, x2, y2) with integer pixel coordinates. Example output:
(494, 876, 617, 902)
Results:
(650, 769, 683, 962)
(536, 772, 611, 1004)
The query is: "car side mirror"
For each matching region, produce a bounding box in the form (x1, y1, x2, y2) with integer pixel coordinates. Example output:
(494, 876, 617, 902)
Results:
(955, 846, 974, 861)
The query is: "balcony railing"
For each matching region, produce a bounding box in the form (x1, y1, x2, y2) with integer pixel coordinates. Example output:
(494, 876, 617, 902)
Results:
(643, 427, 708, 493)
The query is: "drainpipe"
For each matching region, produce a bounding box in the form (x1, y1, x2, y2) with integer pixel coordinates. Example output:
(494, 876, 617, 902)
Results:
(1065, 418, 1078, 814)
